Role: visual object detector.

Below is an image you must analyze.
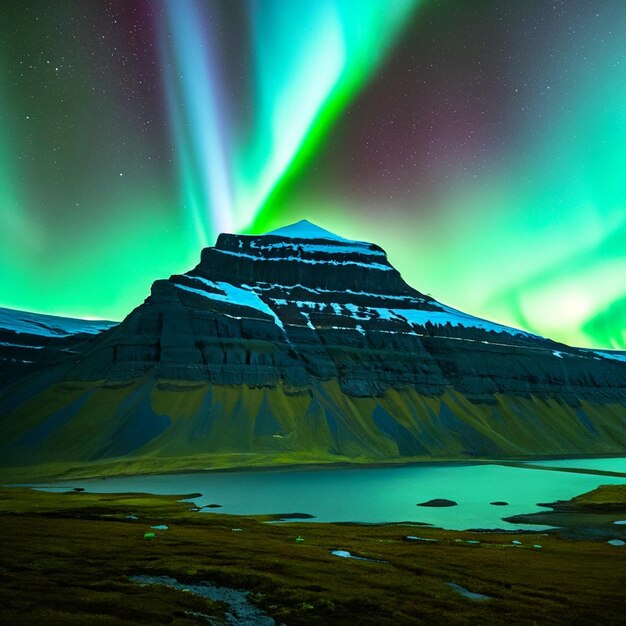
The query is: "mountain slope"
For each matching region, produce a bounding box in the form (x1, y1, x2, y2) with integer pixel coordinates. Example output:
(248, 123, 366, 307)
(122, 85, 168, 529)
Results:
(1, 220, 625, 479)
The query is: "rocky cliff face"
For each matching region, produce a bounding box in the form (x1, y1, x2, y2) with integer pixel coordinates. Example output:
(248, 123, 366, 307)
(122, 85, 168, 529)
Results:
(1, 221, 625, 478)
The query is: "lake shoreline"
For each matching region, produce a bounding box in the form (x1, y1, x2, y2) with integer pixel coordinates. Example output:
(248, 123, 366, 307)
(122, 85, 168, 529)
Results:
(3, 451, 625, 484)
(14, 457, 626, 531)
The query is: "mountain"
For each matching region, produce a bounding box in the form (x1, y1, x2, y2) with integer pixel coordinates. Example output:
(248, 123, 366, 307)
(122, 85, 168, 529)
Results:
(0, 307, 117, 384)
(1, 220, 625, 479)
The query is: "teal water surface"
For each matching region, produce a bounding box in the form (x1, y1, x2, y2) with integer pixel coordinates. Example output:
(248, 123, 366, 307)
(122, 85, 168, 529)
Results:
(526, 458, 626, 472)
(33, 458, 626, 531)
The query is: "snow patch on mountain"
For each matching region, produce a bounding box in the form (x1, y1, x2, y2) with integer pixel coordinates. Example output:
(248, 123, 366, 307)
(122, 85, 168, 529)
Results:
(0, 307, 116, 337)
(215, 247, 392, 271)
(266, 220, 356, 242)
(254, 282, 419, 302)
(594, 350, 626, 363)
(347, 304, 533, 337)
(178, 277, 287, 332)
(265, 297, 535, 338)
(250, 240, 384, 257)
(0, 342, 45, 349)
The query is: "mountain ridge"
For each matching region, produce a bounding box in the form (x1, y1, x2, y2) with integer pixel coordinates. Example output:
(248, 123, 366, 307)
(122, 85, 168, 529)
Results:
(0, 306, 117, 386)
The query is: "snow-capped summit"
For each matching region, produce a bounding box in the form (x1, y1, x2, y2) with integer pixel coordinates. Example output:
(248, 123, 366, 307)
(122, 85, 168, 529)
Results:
(266, 220, 355, 242)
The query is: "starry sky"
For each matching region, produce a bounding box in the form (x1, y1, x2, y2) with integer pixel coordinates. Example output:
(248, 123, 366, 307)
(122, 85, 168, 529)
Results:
(1, 0, 625, 350)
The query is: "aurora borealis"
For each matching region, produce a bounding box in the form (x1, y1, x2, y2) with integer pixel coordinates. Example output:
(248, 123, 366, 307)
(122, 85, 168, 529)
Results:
(1, 1, 625, 350)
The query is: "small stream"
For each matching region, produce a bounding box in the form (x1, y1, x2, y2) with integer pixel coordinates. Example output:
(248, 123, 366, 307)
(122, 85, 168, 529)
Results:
(129, 575, 275, 625)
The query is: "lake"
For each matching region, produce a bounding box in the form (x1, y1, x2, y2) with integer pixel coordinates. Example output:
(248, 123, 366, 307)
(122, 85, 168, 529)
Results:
(32, 457, 626, 531)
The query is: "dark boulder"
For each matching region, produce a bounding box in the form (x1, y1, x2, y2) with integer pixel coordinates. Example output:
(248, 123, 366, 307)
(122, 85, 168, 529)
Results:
(417, 499, 458, 508)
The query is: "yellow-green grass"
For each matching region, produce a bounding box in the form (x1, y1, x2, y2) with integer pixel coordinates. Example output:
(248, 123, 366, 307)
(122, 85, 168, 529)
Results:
(1, 487, 625, 625)
(3, 376, 626, 482)
(571, 484, 626, 505)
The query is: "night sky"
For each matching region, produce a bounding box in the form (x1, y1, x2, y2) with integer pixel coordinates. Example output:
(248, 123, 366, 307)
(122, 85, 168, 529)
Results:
(1, 0, 625, 350)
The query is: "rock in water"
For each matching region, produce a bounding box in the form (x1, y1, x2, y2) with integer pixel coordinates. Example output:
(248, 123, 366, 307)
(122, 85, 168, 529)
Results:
(417, 499, 458, 508)
(1, 219, 626, 476)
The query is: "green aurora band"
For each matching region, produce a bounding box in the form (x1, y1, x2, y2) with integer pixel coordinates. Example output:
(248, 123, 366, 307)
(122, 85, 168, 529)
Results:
(158, 0, 419, 241)
(0, 1, 624, 350)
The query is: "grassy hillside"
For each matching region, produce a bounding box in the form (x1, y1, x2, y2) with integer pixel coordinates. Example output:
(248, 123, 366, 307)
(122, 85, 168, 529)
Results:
(2, 374, 626, 480)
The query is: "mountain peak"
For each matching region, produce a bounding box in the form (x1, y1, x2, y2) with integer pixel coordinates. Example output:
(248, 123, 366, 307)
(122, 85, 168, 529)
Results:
(266, 220, 352, 242)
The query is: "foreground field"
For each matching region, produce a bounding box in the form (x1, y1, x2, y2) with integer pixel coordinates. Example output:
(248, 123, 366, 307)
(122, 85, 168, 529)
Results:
(1, 487, 625, 625)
